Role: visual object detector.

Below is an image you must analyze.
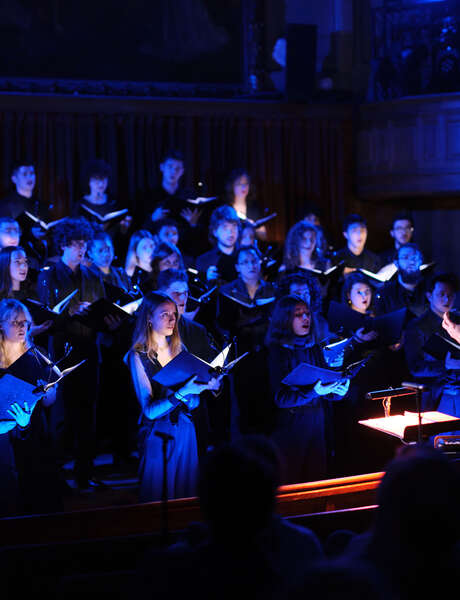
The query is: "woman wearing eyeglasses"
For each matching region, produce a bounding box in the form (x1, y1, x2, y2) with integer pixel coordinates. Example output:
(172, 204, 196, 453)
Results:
(0, 298, 61, 515)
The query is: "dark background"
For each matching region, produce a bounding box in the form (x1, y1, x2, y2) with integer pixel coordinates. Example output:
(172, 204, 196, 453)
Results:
(0, 0, 243, 83)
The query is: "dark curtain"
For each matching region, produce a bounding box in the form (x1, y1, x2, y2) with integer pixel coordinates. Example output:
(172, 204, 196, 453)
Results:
(0, 99, 353, 243)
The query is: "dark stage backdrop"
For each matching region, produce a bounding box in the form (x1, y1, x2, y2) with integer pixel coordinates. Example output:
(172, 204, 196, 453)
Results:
(0, 96, 353, 244)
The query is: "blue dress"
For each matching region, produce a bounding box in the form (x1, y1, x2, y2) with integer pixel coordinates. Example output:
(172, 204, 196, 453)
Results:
(132, 351, 199, 502)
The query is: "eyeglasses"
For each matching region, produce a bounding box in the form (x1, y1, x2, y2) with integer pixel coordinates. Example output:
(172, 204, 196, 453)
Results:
(394, 226, 413, 233)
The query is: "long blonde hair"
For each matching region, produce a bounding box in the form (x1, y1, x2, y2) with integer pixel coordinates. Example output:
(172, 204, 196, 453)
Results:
(131, 291, 182, 361)
(0, 298, 33, 367)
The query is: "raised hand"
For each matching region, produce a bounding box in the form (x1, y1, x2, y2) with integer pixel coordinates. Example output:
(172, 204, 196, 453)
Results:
(180, 207, 202, 226)
(151, 206, 170, 221)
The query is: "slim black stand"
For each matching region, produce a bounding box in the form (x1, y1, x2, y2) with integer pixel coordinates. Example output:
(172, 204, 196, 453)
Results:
(154, 431, 174, 546)
(402, 382, 426, 444)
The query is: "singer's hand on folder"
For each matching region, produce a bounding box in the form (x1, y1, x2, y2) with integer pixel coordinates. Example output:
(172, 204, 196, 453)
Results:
(445, 351, 460, 371)
(354, 327, 378, 343)
(314, 378, 350, 397)
(69, 301, 91, 316)
(6, 402, 31, 428)
(179, 375, 210, 398)
(207, 375, 223, 392)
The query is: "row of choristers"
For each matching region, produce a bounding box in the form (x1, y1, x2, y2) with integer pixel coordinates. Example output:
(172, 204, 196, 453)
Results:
(0, 152, 459, 515)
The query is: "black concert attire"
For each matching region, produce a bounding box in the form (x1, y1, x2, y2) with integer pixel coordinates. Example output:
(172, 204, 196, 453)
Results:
(0, 191, 51, 264)
(405, 309, 460, 414)
(327, 304, 398, 475)
(196, 247, 238, 284)
(217, 278, 276, 434)
(267, 336, 331, 484)
(2, 348, 63, 514)
(178, 316, 220, 454)
(333, 246, 382, 273)
(88, 263, 140, 463)
(37, 260, 105, 486)
(73, 198, 132, 264)
(143, 186, 208, 257)
(128, 349, 199, 501)
(195, 247, 238, 341)
(376, 278, 428, 319)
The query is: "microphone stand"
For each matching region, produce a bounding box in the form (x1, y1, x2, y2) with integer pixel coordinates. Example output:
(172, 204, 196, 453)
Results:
(154, 431, 174, 547)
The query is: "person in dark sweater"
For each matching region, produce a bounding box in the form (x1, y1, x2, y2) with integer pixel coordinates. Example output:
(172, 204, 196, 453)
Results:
(0, 160, 51, 264)
(404, 272, 460, 412)
(38, 217, 106, 489)
(377, 243, 428, 318)
(74, 159, 133, 260)
(217, 246, 276, 435)
(333, 214, 381, 276)
(196, 205, 239, 285)
(266, 295, 349, 484)
(143, 150, 206, 256)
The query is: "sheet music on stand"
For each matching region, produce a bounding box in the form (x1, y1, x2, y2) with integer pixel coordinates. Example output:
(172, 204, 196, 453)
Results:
(359, 411, 460, 443)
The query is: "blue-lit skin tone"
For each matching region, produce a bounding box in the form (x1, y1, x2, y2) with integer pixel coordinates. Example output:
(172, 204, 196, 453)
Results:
(427, 282, 456, 318)
(158, 224, 179, 247)
(291, 301, 350, 396)
(61, 240, 92, 316)
(136, 237, 155, 272)
(391, 219, 414, 248)
(12, 165, 35, 198)
(207, 220, 239, 281)
(343, 222, 367, 276)
(289, 282, 312, 307)
(10, 249, 28, 291)
(158, 252, 181, 272)
(298, 229, 317, 269)
(396, 246, 423, 288)
(1, 309, 56, 409)
(151, 159, 185, 222)
(11, 165, 46, 240)
(86, 176, 108, 204)
(240, 224, 256, 247)
(344, 223, 367, 256)
(163, 281, 188, 316)
(88, 238, 114, 275)
(0, 221, 20, 249)
(236, 248, 261, 299)
(348, 282, 372, 314)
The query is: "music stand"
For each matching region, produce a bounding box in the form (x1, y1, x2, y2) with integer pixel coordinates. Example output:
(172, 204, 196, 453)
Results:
(360, 384, 460, 444)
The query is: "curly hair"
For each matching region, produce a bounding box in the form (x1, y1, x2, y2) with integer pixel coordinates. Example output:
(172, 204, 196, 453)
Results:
(276, 272, 322, 313)
(209, 205, 240, 244)
(265, 295, 312, 346)
(283, 221, 324, 269)
(53, 218, 93, 252)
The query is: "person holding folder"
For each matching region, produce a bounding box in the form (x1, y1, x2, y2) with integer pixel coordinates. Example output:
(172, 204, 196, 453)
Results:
(127, 291, 219, 501)
(266, 295, 349, 485)
(0, 299, 61, 514)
